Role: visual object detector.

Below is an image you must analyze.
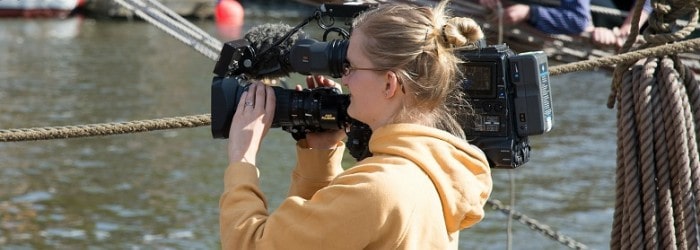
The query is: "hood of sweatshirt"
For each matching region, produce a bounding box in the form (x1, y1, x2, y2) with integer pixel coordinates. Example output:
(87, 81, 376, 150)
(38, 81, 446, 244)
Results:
(368, 123, 492, 232)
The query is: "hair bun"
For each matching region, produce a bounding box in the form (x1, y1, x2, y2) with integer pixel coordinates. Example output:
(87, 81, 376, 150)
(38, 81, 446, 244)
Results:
(441, 17, 484, 47)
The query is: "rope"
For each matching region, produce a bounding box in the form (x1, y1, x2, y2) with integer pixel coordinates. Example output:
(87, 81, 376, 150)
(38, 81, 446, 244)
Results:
(549, 37, 700, 76)
(113, 0, 222, 61)
(486, 199, 588, 249)
(608, 0, 700, 249)
(0, 115, 210, 142)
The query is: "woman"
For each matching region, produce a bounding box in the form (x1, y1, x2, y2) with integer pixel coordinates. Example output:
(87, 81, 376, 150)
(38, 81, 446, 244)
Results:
(220, 1, 493, 249)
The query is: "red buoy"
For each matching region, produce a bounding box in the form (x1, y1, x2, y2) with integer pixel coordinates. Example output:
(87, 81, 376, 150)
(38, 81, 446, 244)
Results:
(215, 0, 244, 40)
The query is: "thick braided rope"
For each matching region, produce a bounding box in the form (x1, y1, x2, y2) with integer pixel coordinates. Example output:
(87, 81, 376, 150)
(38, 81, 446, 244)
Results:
(609, 70, 628, 249)
(636, 59, 658, 250)
(0, 115, 211, 142)
(623, 62, 641, 250)
(618, 65, 641, 250)
(663, 56, 699, 249)
(609, 0, 700, 248)
(681, 57, 700, 247)
(612, 57, 700, 250)
(551, 37, 700, 79)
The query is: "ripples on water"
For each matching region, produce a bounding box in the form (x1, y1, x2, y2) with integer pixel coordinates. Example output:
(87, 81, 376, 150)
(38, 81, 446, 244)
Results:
(1, 10, 617, 250)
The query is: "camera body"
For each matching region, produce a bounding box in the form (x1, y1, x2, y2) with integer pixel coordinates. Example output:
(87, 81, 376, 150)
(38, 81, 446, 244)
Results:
(460, 43, 553, 169)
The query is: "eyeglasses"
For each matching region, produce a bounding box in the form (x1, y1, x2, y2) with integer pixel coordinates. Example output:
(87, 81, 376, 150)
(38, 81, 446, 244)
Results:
(342, 61, 386, 77)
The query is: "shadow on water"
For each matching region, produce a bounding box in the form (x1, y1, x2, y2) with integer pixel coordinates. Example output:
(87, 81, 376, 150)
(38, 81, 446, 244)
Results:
(1, 4, 618, 249)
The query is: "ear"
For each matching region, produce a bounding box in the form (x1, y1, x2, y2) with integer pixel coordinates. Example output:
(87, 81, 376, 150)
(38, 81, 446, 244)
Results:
(384, 71, 401, 98)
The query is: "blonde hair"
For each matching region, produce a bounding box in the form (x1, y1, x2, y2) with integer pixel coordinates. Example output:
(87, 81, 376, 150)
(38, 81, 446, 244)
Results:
(351, 0, 484, 138)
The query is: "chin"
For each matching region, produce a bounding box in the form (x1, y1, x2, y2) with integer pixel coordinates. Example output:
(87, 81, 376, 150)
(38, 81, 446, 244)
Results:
(347, 106, 361, 122)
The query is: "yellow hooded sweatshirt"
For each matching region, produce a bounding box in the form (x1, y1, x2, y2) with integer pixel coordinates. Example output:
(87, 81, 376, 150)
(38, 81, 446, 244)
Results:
(220, 123, 492, 249)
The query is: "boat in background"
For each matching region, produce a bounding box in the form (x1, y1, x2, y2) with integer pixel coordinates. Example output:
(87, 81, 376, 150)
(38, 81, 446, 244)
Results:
(0, 0, 85, 18)
(82, 0, 215, 19)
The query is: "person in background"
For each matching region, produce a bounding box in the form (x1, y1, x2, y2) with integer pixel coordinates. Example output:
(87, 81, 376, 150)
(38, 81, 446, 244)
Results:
(219, 0, 493, 249)
(477, 0, 652, 47)
(587, 0, 652, 47)
(478, 0, 591, 35)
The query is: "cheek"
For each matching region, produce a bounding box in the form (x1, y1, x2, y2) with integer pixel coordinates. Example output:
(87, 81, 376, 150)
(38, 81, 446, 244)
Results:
(345, 76, 384, 120)
(347, 85, 368, 119)
(347, 86, 382, 122)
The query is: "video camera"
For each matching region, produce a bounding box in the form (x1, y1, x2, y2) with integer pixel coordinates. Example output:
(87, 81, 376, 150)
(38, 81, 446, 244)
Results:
(459, 42, 553, 168)
(211, 4, 367, 141)
(210, 3, 553, 168)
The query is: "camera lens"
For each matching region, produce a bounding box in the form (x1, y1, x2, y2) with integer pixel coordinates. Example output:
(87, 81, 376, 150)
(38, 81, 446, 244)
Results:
(289, 39, 348, 78)
(272, 86, 350, 132)
(211, 76, 350, 138)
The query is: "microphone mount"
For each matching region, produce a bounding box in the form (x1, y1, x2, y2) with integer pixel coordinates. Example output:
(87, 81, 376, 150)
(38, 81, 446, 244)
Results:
(255, 3, 375, 66)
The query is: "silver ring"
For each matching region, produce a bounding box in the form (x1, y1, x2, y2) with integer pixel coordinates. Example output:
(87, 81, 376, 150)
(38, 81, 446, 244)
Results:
(244, 101, 254, 106)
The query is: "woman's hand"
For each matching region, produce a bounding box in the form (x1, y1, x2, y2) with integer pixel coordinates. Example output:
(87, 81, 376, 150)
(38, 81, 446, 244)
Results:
(297, 75, 347, 149)
(227, 82, 276, 165)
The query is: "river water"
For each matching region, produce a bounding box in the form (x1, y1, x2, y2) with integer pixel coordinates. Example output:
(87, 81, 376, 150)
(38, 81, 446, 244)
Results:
(0, 7, 619, 250)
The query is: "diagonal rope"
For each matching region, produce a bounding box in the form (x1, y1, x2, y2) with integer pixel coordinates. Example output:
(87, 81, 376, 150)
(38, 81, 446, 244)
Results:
(113, 0, 222, 60)
(486, 199, 588, 249)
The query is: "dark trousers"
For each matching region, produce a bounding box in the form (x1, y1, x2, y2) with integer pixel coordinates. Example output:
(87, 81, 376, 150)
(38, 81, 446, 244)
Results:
(590, 0, 632, 28)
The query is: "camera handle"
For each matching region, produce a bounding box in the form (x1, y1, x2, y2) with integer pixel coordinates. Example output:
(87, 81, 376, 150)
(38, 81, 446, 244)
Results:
(255, 3, 372, 63)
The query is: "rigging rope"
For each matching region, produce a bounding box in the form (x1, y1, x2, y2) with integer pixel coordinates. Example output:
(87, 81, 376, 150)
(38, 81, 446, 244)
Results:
(487, 199, 588, 249)
(607, 0, 700, 249)
(113, 0, 222, 60)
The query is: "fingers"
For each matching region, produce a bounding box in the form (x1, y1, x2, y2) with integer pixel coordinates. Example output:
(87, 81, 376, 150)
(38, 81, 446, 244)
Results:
(304, 75, 341, 93)
(253, 82, 266, 110)
(591, 27, 618, 47)
(240, 82, 270, 111)
(237, 89, 249, 111)
(306, 75, 318, 89)
(307, 75, 338, 87)
(264, 84, 276, 120)
(307, 75, 340, 87)
(242, 84, 257, 110)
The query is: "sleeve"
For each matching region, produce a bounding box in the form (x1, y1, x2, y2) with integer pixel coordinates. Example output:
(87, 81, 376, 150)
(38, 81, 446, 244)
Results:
(528, 0, 591, 34)
(219, 162, 268, 250)
(287, 140, 346, 199)
(642, 0, 653, 14)
(221, 140, 394, 249)
(219, 159, 396, 250)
